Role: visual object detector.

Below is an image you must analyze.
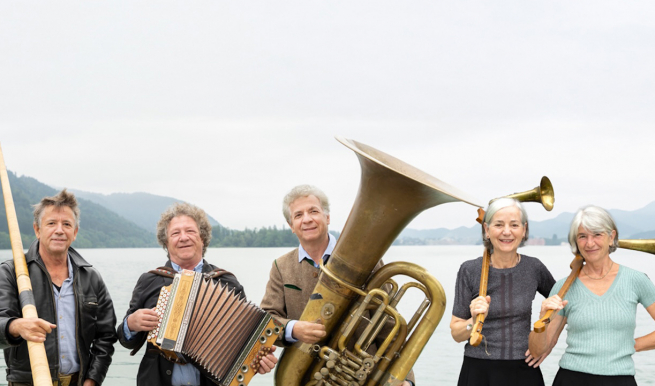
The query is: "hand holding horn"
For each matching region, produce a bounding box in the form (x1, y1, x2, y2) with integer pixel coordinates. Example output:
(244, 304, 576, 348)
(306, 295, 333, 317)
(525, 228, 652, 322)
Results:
(533, 239, 655, 334)
(533, 254, 583, 333)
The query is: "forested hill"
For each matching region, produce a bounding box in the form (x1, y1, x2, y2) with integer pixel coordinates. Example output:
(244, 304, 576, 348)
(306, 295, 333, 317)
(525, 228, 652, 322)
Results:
(70, 189, 220, 234)
(0, 171, 157, 248)
(210, 226, 340, 248)
(6, 170, 651, 249)
(0, 171, 328, 249)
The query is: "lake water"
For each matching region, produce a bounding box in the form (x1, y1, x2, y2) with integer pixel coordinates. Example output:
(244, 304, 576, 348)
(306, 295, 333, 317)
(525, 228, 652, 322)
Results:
(1, 245, 654, 385)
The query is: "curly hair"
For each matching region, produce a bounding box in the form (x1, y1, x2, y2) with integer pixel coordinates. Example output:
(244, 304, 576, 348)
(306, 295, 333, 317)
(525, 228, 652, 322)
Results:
(156, 202, 212, 257)
(33, 189, 80, 229)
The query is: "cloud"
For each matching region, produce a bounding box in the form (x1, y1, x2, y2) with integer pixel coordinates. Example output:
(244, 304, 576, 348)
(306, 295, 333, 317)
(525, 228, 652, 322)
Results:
(1, 1, 654, 232)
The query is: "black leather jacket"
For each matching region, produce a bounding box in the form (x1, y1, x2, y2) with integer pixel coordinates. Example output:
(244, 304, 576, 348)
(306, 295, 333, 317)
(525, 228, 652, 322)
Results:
(117, 259, 245, 386)
(0, 241, 117, 385)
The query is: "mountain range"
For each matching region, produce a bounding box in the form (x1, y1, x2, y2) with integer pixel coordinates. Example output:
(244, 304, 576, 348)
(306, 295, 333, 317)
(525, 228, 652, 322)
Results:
(398, 202, 655, 245)
(1, 170, 653, 249)
(69, 189, 220, 234)
(0, 172, 157, 248)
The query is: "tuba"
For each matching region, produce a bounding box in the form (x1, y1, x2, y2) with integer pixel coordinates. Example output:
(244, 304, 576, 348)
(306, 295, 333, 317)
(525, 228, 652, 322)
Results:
(275, 137, 484, 386)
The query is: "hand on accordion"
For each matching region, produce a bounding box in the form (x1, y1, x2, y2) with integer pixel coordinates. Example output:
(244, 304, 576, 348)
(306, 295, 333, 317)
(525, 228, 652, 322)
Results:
(127, 308, 159, 332)
(256, 345, 277, 374)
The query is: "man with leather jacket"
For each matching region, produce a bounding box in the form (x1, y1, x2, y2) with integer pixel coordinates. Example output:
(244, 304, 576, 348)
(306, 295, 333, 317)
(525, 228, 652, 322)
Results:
(0, 190, 117, 386)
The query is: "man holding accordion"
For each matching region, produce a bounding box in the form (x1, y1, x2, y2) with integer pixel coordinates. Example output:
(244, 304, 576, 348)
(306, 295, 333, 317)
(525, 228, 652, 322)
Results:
(117, 203, 277, 386)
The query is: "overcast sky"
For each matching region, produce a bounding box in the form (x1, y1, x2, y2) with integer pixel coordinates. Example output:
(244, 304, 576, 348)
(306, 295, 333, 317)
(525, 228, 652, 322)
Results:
(1, 1, 654, 233)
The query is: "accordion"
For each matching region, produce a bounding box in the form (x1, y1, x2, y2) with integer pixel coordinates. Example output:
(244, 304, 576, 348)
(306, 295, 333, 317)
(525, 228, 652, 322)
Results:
(147, 269, 282, 386)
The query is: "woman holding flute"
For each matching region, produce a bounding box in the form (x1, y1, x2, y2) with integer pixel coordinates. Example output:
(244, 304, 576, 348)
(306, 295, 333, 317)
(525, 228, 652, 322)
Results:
(451, 197, 555, 386)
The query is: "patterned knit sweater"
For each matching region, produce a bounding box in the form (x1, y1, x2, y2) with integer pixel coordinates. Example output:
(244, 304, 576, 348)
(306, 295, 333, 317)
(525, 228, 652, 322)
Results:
(453, 254, 555, 360)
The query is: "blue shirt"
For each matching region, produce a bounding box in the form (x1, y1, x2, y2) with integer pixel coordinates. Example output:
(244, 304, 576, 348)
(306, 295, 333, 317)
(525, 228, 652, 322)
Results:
(123, 260, 204, 386)
(284, 233, 336, 343)
(53, 255, 79, 375)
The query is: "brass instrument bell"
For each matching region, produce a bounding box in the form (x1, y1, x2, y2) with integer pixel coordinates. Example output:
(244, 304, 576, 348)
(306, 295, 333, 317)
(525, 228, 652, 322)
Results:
(501, 176, 554, 211)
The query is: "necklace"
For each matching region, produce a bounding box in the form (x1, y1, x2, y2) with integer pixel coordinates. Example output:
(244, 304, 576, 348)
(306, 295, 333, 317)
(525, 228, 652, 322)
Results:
(490, 253, 520, 268)
(583, 260, 614, 280)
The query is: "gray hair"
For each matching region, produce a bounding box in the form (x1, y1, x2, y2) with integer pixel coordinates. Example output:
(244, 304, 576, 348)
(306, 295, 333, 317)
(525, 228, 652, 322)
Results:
(282, 185, 330, 224)
(156, 202, 212, 257)
(481, 197, 529, 252)
(33, 189, 80, 229)
(568, 205, 619, 254)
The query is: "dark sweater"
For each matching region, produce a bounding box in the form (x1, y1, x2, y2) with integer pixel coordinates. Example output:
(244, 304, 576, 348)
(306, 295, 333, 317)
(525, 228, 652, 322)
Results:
(452, 254, 555, 360)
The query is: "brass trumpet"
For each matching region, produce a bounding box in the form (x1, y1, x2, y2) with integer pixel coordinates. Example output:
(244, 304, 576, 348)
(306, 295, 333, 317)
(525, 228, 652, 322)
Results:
(274, 137, 484, 386)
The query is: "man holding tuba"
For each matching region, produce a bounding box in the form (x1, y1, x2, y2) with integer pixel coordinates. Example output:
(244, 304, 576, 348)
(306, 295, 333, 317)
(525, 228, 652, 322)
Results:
(261, 184, 415, 386)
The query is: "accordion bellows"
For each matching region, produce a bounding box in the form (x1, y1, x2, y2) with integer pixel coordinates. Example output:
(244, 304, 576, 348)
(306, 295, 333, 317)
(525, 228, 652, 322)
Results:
(148, 270, 282, 386)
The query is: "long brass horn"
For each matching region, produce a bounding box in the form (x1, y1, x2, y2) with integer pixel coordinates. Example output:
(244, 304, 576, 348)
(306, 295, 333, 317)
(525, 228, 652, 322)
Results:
(274, 137, 484, 386)
(470, 176, 555, 346)
(618, 239, 655, 254)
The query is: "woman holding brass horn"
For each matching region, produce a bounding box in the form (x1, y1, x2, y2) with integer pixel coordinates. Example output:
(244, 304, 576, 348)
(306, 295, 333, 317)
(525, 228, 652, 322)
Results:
(451, 198, 555, 386)
(529, 206, 655, 385)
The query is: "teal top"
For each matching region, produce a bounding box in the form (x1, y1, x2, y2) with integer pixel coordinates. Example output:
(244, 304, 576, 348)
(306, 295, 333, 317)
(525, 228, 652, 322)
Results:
(551, 265, 655, 376)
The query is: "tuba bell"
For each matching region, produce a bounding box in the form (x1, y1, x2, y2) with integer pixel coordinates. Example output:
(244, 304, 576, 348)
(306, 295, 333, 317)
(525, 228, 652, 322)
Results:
(274, 137, 484, 386)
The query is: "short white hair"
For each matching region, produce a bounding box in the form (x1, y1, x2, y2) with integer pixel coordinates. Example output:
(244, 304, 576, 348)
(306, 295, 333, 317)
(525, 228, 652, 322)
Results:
(282, 185, 330, 224)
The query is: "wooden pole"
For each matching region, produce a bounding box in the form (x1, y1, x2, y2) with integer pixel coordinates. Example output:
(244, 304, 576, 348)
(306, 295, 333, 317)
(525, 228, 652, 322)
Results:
(0, 143, 53, 386)
(533, 254, 584, 333)
(469, 247, 490, 346)
(468, 208, 489, 346)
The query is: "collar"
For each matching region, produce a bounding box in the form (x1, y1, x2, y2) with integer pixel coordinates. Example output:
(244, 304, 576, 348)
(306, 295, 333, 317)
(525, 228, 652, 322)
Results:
(298, 233, 336, 265)
(170, 259, 204, 273)
(25, 240, 90, 269)
(65, 253, 74, 279)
